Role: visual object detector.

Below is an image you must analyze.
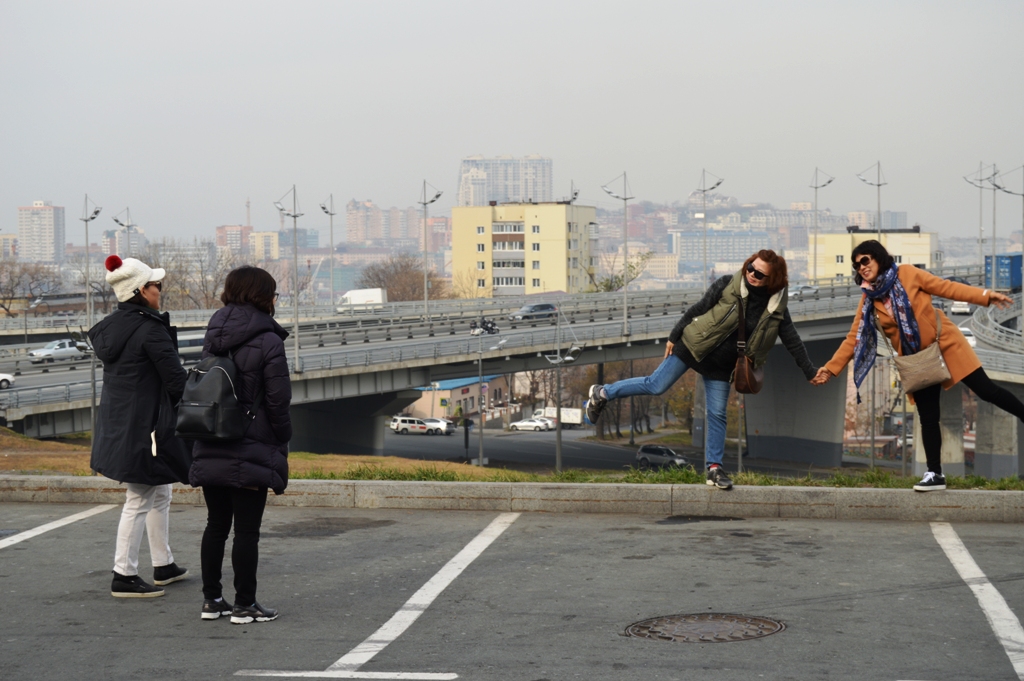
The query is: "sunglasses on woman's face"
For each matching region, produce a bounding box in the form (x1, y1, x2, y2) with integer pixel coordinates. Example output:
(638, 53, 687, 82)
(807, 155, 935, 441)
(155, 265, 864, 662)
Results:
(852, 256, 873, 271)
(746, 262, 767, 281)
(145, 281, 162, 291)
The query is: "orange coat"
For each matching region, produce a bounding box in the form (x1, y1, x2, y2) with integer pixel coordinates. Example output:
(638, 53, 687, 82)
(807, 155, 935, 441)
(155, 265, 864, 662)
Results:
(824, 265, 993, 390)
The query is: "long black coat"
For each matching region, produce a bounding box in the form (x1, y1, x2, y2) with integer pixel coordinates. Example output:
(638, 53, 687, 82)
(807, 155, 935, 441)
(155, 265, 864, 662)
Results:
(89, 302, 190, 485)
(189, 304, 291, 494)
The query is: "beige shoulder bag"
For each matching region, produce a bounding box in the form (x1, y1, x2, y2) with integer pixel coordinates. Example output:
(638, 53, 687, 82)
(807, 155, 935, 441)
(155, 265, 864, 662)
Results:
(876, 307, 951, 395)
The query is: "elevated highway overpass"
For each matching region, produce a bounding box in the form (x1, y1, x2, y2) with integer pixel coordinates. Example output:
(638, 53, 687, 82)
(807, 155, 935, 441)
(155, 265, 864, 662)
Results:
(9, 266, 1024, 479)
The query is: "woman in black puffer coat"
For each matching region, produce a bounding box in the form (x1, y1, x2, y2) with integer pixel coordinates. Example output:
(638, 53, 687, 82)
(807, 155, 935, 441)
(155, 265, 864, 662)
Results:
(189, 266, 291, 624)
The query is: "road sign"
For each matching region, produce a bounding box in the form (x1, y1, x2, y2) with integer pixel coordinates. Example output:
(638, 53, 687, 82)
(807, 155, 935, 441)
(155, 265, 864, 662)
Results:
(440, 398, 449, 407)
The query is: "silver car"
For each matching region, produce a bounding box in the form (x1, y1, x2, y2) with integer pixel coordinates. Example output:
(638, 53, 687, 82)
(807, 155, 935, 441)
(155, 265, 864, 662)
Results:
(28, 339, 87, 364)
(422, 418, 456, 435)
(635, 445, 690, 471)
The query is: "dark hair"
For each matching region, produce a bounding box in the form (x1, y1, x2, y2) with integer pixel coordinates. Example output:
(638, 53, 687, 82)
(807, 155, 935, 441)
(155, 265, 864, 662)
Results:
(221, 266, 277, 315)
(851, 240, 894, 284)
(742, 249, 788, 294)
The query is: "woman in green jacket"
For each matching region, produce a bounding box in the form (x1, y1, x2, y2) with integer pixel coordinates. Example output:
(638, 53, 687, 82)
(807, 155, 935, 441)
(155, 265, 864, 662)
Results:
(586, 250, 818, 489)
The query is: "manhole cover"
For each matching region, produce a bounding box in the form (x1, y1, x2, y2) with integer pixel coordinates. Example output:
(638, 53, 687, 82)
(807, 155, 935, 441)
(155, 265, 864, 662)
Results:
(625, 613, 785, 643)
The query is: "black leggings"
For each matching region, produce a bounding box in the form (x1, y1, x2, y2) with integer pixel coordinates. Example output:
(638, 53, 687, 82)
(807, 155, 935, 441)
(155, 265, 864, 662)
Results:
(912, 368, 1024, 475)
(201, 486, 268, 606)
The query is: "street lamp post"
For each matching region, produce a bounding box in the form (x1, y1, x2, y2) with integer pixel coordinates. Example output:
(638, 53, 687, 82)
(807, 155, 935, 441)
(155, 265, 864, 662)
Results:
(695, 169, 724, 290)
(476, 337, 507, 467)
(543, 304, 582, 473)
(809, 169, 834, 285)
(319, 195, 336, 309)
(79, 196, 101, 430)
(275, 186, 303, 372)
(857, 162, 888, 471)
(991, 166, 1024, 349)
(419, 181, 443, 318)
(965, 163, 995, 272)
(601, 173, 634, 337)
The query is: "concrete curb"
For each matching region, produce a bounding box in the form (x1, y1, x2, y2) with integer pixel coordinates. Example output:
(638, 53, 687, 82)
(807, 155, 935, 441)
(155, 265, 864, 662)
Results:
(2, 475, 1023, 523)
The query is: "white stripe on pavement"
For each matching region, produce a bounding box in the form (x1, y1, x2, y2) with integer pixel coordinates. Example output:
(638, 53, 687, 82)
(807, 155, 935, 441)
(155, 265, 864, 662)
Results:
(237, 512, 521, 680)
(931, 522, 1024, 680)
(0, 504, 116, 550)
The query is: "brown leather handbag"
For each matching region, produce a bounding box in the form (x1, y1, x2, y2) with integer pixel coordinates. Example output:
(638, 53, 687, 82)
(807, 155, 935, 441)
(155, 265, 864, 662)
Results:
(733, 298, 764, 394)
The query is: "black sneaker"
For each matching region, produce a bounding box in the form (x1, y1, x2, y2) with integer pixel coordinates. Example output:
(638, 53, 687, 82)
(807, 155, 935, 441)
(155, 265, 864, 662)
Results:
(706, 466, 733, 490)
(201, 598, 233, 620)
(586, 384, 607, 423)
(111, 573, 165, 598)
(913, 471, 946, 492)
(231, 601, 279, 624)
(153, 562, 189, 586)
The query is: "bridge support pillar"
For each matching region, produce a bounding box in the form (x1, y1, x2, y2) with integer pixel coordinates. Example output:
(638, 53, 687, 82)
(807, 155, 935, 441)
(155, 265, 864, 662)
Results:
(912, 384, 964, 478)
(745, 339, 846, 467)
(974, 381, 1024, 479)
(290, 390, 421, 455)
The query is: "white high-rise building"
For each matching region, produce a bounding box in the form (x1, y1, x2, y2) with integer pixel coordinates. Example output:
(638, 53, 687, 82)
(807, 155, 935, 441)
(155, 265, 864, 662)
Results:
(457, 155, 553, 206)
(17, 201, 65, 263)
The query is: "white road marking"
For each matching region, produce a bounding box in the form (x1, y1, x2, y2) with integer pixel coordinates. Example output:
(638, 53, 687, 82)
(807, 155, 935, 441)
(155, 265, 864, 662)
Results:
(0, 504, 116, 550)
(931, 522, 1024, 680)
(237, 512, 521, 680)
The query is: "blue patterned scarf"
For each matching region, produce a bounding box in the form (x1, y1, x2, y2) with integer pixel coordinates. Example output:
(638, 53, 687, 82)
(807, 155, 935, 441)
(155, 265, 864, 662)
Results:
(852, 263, 921, 400)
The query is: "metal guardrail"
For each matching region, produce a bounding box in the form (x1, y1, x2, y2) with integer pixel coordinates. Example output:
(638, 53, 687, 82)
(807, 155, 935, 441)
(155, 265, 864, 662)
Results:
(972, 293, 1024, 353)
(976, 348, 1024, 375)
(0, 265, 984, 333)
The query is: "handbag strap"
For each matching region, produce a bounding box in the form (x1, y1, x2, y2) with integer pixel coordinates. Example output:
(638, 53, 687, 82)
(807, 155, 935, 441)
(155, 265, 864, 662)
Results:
(736, 293, 747, 356)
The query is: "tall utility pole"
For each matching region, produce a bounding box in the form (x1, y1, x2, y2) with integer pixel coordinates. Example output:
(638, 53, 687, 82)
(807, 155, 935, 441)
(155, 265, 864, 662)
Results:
(275, 186, 303, 371)
(857, 161, 887, 240)
(965, 164, 996, 276)
(991, 166, 1024, 349)
(695, 169, 724, 290)
(419, 181, 443, 318)
(810, 168, 834, 284)
(79, 196, 101, 431)
(601, 173, 634, 337)
(320, 195, 336, 308)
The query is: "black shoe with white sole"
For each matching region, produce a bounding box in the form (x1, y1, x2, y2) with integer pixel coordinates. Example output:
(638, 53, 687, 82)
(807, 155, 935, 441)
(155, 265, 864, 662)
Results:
(153, 562, 189, 586)
(201, 598, 234, 620)
(706, 466, 733, 490)
(913, 471, 946, 492)
(111, 573, 165, 598)
(231, 601, 279, 624)
(586, 384, 607, 423)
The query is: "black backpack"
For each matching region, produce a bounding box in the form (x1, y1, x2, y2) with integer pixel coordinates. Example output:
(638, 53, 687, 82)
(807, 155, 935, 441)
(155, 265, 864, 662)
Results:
(175, 353, 265, 441)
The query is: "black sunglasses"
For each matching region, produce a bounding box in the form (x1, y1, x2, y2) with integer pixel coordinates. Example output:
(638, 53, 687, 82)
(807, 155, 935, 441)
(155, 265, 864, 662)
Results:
(145, 281, 162, 291)
(852, 256, 873, 271)
(746, 262, 767, 281)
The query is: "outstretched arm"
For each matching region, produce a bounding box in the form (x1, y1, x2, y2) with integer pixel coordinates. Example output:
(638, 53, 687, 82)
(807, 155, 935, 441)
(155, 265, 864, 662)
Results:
(778, 309, 817, 381)
(817, 295, 866, 383)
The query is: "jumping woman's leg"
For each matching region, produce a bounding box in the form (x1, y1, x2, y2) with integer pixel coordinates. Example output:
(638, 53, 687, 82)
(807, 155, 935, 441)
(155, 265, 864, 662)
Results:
(961, 368, 1024, 421)
(911, 383, 943, 475)
(603, 355, 688, 401)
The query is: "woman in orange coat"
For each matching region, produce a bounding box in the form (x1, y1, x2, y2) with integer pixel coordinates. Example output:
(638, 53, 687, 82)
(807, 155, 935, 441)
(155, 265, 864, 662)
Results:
(813, 240, 1022, 491)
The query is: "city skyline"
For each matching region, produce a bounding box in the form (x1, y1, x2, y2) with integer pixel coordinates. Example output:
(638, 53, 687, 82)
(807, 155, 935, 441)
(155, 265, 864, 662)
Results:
(2, 2, 1022, 245)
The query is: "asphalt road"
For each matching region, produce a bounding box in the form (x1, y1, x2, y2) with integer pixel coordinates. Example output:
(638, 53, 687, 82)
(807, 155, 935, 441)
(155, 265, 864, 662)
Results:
(2, 502, 1023, 680)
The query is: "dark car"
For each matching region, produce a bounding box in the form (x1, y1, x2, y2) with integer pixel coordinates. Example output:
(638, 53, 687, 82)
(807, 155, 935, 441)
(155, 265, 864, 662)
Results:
(508, 303, 557, 322)
(635, 445, 690, 470)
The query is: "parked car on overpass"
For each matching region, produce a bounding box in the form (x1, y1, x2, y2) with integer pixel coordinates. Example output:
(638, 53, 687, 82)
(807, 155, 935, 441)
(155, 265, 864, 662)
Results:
(27, 339, 87, 364)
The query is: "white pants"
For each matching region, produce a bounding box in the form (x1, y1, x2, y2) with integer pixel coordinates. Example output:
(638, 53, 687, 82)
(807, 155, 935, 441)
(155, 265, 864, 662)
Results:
(113, 483, 174, 577)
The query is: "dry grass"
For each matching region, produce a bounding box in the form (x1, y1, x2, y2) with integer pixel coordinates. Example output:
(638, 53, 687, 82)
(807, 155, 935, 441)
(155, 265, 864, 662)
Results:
(0, 427, 93, 475)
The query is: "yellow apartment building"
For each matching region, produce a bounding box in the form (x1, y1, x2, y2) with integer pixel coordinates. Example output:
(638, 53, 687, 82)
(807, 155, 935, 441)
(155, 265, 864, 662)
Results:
(808, 227, 939, 283)
(452, 202, 596, 297)
(250, 231, 281, 261)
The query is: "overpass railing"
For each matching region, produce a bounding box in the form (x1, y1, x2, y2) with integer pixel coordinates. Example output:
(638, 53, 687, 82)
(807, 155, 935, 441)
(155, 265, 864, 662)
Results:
(972, 293, 1023, 354)
(0, 264, 983, 333)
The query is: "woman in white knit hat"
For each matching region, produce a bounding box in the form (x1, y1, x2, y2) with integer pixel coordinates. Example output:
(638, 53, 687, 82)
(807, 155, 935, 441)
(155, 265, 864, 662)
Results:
(89, 255, 191, 598)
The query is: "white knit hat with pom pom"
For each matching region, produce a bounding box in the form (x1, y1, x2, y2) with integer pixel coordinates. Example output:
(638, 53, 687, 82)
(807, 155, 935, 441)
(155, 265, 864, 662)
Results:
(104, 255, 166, 303)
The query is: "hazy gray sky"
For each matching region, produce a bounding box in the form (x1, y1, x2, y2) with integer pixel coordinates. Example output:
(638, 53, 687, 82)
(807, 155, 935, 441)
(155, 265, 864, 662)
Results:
(2, 1, 1022, 244)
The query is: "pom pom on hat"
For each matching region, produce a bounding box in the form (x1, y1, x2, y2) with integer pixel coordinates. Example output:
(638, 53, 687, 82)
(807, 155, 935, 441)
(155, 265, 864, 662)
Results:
(105, 255, 123, 272)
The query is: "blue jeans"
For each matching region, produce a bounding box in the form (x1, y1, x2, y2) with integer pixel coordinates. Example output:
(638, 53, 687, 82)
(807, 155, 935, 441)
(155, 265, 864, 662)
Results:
(603, 355, 730, 468)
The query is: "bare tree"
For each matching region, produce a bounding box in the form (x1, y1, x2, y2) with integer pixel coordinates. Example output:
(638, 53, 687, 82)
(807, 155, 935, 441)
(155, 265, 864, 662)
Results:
(0, 261, 61, 317)
(65, 253, 116, 314)
(145, 239, 241, 310)
(356, 252, 449, 302)
(451, 267, 482, 299)
(586, 251, 653, 293)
